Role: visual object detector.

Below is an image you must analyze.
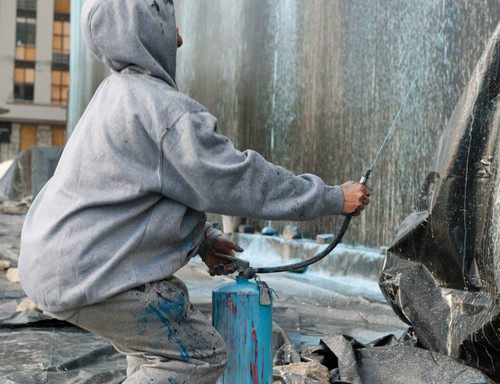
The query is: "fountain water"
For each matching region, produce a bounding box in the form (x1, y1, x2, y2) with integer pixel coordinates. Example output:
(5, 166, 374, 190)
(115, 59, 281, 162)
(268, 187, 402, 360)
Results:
(175, 0, 500, 247)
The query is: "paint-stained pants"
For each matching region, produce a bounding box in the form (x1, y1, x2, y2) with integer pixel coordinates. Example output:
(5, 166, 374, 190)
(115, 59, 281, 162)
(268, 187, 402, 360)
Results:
(50, 277, 228, 384)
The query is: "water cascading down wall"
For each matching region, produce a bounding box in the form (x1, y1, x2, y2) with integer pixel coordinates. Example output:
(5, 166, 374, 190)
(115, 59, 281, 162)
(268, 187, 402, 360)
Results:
(175, 0, 500, 248)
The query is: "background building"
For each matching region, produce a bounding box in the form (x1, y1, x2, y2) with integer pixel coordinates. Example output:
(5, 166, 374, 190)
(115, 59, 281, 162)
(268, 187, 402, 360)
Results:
(0, 0, 70, 163)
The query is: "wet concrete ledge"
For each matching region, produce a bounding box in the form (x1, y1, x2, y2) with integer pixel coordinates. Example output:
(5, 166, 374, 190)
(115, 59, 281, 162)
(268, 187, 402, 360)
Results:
(230, 232, 384, 280)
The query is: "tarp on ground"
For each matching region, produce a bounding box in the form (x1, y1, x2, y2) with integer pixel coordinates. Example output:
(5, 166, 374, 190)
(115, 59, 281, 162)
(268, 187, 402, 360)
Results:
(379, 19, 500, 382)
(301, 332, 492, 384)
(0, 146, 63, 202)
(0, 285, 127, 384)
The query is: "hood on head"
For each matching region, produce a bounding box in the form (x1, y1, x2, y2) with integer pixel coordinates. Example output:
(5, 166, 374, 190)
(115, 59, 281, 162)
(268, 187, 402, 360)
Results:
(81, 0, 178, 88)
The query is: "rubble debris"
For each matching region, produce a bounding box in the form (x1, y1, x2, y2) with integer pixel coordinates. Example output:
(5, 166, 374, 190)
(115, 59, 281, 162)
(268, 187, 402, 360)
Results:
(16, 298, 41, 313)
(0, 260, 11, 270)
(273, 362, 331, 384)
(316, 234, 334, 244)
(283, 225, 302, 241)
(6, 268, 19, 283)
(300, 333, 492, 384)
(1, 195, 33, 215)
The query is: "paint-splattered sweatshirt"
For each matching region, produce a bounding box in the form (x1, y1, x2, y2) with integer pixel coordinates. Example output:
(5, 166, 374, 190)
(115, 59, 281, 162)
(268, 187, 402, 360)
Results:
(18, 0, 344, 313)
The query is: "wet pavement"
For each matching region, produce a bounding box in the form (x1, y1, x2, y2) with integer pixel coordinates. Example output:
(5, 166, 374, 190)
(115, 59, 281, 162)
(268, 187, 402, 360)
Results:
(0, 212, 408, 382)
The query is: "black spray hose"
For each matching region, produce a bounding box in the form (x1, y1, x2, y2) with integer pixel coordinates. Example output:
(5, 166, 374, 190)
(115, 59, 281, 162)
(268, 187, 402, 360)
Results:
(254, 214, 351, 275)
(252, 168, 372, 277)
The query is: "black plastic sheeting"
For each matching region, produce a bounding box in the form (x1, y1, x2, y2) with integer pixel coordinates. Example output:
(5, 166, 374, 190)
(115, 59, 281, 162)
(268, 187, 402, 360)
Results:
(0, 289, 127, 384)
(0, 282, 319, 384)
(301, 332, 492, 384)
(379, 19, 500, 382)
(0, 146, 63, 202)
(3, 292, 492, 384)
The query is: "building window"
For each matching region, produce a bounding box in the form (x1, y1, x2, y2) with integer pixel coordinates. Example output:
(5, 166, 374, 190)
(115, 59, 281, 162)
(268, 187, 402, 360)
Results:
(52, 15, 70, 63)
(52, 0, 70, 106)
(54, 0, 70, 14)
(0, 123, 12, 143)
(20, 124, 37, 152)
(14, 0, 37, 102)
(51, 68, 69, 105)
(17, 0, 37, 12)
(52, 125, 66, 146)
(14, 61, 35, 101)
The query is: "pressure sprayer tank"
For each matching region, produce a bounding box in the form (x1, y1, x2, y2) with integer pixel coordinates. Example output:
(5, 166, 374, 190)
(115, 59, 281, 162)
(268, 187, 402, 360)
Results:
(213, 276, 273, 384)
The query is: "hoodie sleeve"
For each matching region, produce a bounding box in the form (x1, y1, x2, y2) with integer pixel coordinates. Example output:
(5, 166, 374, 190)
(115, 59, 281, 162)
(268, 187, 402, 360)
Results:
(196, 224, 222, 261)
(160, 111, 344, 220)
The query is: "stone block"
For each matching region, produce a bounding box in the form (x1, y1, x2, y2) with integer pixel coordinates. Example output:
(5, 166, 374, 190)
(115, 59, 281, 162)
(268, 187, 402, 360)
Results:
(316, 234, 334, 244)
(238, 224, 255, 233)
(283, 225, 301, 241)
(273, 361, 331, 384)
(0, 259, 11, 270)
(6, 267, 19, 283)
(16, 297, 41, 312)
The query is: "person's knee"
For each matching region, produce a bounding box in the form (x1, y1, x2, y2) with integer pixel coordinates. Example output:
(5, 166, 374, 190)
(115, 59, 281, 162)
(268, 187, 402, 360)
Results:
(220, 343, 229, 366)
(210, 338, 229, 376)
(217, 339, 229, 364)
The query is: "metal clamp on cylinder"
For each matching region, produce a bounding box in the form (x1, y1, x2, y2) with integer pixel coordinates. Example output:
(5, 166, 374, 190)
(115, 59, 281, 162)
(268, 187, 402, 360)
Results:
(213, 253, 256, 279)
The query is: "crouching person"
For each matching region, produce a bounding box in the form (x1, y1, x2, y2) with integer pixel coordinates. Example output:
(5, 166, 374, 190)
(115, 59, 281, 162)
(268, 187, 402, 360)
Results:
(18, 0, 370, 383)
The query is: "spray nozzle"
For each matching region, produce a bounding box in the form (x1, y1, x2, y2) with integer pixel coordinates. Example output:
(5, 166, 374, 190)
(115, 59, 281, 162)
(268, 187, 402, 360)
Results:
(359, 168, 371, 185)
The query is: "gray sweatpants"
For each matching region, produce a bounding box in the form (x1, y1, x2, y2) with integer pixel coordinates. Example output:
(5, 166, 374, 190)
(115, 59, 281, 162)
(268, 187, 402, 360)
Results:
(50, 277, 228, 384)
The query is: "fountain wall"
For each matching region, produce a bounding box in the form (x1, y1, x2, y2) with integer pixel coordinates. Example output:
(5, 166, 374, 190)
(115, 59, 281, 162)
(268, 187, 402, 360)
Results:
(175, 0, 500, 247)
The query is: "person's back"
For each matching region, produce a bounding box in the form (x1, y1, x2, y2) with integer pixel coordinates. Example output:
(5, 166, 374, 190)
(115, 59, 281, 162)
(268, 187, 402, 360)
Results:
(19, 72, 212, 312)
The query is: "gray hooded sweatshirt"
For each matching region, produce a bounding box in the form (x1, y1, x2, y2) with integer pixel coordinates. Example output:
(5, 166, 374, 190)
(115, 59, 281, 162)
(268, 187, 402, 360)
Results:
(18, 0, 344, 313)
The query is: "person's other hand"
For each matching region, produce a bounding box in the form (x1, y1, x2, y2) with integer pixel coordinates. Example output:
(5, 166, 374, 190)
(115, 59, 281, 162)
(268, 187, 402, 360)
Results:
(340, 181, 371, 217)
(176, 27, 183, 47)
(205, 236, 244, 276)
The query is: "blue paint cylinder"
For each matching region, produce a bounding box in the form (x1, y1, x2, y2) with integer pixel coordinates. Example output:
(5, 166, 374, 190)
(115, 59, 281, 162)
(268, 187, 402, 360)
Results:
(213, 276, 273, 384)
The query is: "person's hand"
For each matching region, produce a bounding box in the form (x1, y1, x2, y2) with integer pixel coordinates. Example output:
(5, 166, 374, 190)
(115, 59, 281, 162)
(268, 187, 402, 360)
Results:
(340, 181, 371, 217)
(176, 27, 183, 47)
(205, 236, 244, 276)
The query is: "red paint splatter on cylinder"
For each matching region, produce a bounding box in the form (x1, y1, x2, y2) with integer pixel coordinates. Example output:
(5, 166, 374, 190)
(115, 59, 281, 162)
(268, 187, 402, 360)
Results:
(244, 321, 247, 344)
(250, 321, 259, 383)
(227, 295, 237, 316)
